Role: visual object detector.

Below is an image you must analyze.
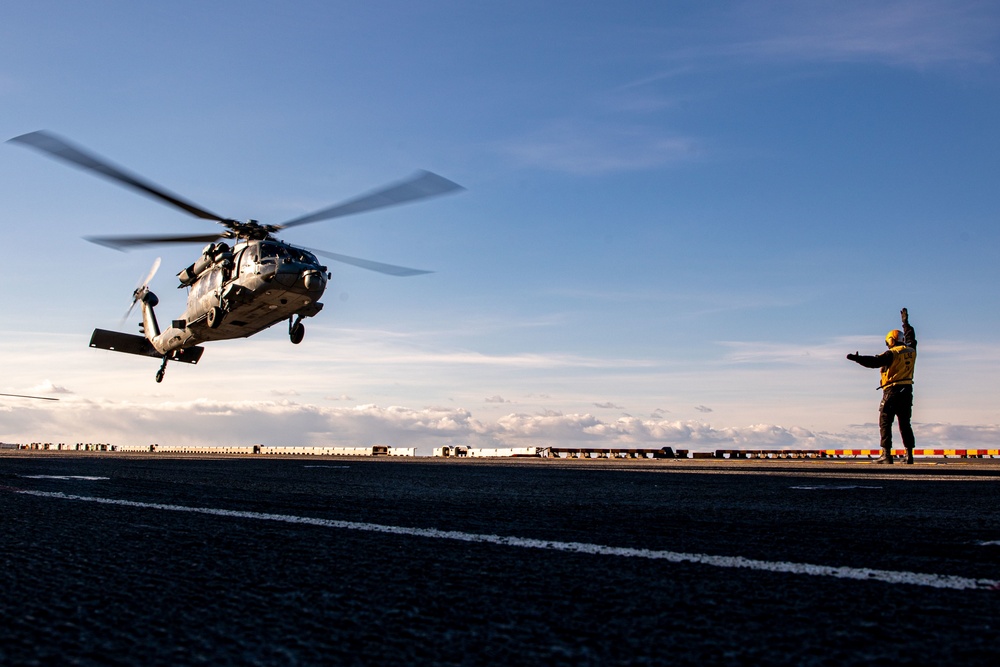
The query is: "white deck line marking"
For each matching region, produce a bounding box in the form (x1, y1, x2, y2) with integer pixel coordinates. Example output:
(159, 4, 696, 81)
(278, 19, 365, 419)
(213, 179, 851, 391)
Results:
(22, 475, 110, 481)
(18, 490, 999, 591)
(789, 485, 882, 490)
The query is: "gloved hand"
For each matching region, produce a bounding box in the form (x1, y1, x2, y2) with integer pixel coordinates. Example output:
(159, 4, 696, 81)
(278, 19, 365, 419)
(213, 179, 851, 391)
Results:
(901, 307, 908, 324)
(847, 352, 860, 362)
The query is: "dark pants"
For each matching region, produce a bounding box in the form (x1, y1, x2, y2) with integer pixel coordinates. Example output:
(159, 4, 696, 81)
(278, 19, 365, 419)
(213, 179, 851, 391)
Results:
(879, 385, 915, 451)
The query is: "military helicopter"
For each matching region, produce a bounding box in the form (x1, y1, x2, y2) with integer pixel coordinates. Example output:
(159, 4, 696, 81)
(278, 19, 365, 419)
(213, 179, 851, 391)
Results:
(9, 131, 463, 382)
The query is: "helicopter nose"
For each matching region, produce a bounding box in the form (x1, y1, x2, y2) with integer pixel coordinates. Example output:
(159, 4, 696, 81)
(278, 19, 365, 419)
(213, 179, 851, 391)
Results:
(304, 270, 326, 292)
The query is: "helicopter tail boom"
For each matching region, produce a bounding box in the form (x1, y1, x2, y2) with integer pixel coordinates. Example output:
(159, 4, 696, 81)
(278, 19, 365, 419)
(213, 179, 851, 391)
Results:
(89, 329, 204, 364)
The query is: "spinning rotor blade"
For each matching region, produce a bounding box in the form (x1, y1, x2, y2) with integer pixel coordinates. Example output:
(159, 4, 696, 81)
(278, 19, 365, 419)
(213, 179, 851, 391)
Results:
(0, 393, 59, 401)
(122, 257, 161, 324)
(140, 256, 162, 287)
(86, 233, 223, 251)
(307, 247, 432, 277)
(8, 131, 226, 222)
(277, 170, 463, 230)
(122, 301, 140, 325)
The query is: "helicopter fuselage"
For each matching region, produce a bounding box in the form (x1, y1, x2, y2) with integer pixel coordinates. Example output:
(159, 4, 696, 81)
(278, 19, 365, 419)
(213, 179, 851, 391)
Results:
(142, 239, 327, 355)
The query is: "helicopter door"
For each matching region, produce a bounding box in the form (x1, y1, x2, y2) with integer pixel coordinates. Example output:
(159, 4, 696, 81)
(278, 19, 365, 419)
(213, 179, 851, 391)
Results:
(235, 248, 248, 276)
(238, 246, 259, 276)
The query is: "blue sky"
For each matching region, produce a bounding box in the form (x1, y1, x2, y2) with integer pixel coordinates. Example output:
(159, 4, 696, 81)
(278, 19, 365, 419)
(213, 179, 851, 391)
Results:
(2, 1, 999, 454)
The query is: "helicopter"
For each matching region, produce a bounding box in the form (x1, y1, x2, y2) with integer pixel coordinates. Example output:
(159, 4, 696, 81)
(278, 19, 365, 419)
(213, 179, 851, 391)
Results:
(9, 131, 463, 382)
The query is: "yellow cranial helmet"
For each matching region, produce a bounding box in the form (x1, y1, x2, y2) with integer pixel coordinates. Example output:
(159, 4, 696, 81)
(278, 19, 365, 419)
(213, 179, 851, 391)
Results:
(885, 329, 903, 347)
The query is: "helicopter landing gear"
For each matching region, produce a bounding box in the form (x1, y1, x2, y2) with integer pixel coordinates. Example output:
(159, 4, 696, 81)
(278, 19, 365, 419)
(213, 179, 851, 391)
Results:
(289, 315, 305, 345)
(207, 306, 224, 329)
(155, 356, 168, 383)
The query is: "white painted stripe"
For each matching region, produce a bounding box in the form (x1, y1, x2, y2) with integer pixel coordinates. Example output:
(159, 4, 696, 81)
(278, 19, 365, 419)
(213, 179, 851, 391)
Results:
(16, 490, 999, 592)
(22, 475, 110, 481)
(790, 485, 882, 490)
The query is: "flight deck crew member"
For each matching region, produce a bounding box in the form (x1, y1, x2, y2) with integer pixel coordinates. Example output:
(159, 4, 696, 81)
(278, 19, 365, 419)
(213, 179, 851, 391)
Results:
(846, 308, 917, 465)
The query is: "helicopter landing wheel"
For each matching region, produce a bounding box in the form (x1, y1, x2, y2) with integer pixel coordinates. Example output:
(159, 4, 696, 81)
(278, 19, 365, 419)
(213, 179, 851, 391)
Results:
(207, 306, 224, 329)
(290, 321, 305, 345)
(155, 356, 168, 383)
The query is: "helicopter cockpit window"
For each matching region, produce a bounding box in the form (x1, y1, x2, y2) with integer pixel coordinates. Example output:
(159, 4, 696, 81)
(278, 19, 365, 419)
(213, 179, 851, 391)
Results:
(256, 243, 277, 266)
(258, 242, 315, 265)
(259, 242, 293, 261)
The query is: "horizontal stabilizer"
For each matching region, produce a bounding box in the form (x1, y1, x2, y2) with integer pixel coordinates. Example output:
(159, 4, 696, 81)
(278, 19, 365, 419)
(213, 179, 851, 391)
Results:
(89, 329, 204, 364)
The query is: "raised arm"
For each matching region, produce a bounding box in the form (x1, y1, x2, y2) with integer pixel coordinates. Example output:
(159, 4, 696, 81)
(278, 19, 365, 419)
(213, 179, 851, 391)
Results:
(901, 308, 916, 349)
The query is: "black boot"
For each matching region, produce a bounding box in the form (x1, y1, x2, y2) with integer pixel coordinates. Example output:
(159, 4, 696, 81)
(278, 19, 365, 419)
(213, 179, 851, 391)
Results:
(874, 449, 893, 464)
(903, 449, 914, 465)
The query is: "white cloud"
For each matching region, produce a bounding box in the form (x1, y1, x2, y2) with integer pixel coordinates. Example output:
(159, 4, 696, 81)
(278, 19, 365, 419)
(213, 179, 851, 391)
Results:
(721, 337, 1000, 367)
(29, 379, 73, 395)
(659, 0, 999, 69)
(491, 412, 847, 449)
(0, 400, 489, 453)
(501, 3, 999, 177)
(294, 329, 656, 370)
(720, 339, 859, 365)
(917, 422, 1000, 446)
(2, 398, 997, 455)
(745, 0, 998, 67)
(498, 122, 701, 175)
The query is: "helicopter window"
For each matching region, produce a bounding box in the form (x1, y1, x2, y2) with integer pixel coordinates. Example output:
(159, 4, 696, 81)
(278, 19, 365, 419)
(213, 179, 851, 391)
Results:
(190, 268, 222, 300)
(237, 249, 254, 275)
(259, 243, 290, 264)
(259, 242, 292, 258)
(258, 242, 314, 264)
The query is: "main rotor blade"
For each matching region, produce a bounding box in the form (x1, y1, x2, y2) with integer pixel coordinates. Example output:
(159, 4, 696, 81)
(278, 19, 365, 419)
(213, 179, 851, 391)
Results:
(0, 392, 59, 401)
(307, 248, 433, 277)
(277, 170, 463, 230)
(86, 233, 223, 251)
(8, 131, 226, 222)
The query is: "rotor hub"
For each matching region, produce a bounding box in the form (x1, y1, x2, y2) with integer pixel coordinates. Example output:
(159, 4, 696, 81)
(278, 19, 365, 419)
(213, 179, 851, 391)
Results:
(220, 219, 281, 241)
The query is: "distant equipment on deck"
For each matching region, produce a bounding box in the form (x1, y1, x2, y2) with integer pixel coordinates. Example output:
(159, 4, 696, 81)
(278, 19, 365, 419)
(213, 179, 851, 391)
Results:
(9, 131, 463, 382)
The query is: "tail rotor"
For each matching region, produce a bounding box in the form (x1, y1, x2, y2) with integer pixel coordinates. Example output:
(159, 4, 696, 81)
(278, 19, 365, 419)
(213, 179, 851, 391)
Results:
(121, 257, 161, 326)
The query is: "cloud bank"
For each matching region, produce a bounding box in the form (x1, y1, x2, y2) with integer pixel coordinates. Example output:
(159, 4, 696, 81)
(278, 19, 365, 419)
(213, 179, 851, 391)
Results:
(3, 399, 994, 456)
